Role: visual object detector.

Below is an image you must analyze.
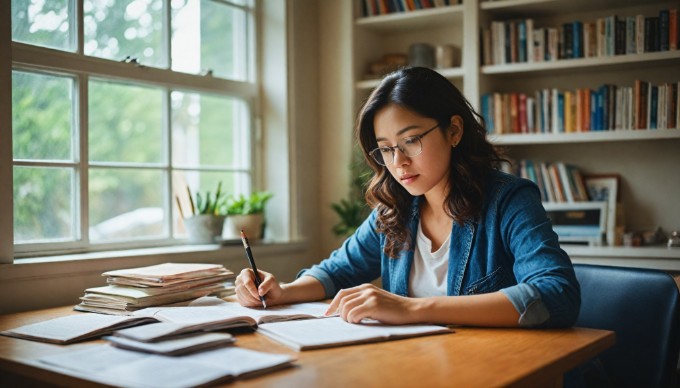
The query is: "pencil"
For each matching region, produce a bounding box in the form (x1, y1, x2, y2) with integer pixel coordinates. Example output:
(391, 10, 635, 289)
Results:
(186, 185, 196, 215)
(175, 196, 185, 219)
(240, 230, 267, 309)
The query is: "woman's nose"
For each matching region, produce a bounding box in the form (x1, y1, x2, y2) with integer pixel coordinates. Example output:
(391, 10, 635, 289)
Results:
(393, 147, 410, 166)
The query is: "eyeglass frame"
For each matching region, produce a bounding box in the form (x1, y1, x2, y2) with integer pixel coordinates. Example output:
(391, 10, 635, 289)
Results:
(368, 123, 440, 166)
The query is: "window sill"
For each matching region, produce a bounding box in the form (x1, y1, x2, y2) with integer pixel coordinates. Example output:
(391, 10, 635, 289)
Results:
(0, 240, 309, 282)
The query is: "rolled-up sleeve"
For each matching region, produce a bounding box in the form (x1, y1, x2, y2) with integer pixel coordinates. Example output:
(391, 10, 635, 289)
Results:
(499, 182, 581, 328)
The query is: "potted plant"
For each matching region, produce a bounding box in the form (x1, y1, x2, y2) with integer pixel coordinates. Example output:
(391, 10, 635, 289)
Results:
(180, 182, 226, 244)
(221, 191, 273, 240)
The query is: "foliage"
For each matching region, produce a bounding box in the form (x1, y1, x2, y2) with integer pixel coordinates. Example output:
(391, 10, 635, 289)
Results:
(331, 147, 372, 237)
(188, 182, 224, 216)
(221, 191, 273, 215)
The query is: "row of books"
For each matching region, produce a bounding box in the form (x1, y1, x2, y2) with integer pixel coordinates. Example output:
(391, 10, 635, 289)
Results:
(360, 0, 460, 17)
(481, 81, 680, 134)
(75, 263, 235, 315)
(481, 9, 679, 65)
(511, 160, 589, 204)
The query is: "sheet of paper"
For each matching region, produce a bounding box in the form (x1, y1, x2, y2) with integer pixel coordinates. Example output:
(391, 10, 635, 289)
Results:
(39, 344, 293, 388)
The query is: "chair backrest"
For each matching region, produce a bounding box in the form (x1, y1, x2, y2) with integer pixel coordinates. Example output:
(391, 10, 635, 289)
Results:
(573, 263, 680, 387)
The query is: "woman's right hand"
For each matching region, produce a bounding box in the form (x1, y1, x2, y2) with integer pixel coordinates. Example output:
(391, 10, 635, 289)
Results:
(234, 268, 285, 307)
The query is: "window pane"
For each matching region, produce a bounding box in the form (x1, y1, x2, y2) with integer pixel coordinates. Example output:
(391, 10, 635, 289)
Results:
(84, 0, 165, 67)
(89, 80, 163, 163)
(173, 170, 250, 236)
(171, 91, 249, 168)
(12, 71, 74, 161)
(14, 166, 75, 243)
(89, 168, 165, 241)
(171, 0, 248, 80)
(11, 0, 73, 51)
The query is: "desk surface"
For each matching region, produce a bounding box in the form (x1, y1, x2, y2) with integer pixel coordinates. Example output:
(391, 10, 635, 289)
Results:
(0, 306, 615, 388)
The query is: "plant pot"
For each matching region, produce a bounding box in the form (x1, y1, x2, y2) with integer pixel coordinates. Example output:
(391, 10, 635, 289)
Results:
(183, 215, 226, 244)
(224, 214, 265, 240)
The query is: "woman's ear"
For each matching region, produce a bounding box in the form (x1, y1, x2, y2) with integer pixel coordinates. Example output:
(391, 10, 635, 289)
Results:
(449, 115, 464, 147)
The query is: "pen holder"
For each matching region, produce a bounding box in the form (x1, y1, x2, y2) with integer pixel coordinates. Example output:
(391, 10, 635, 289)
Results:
(183, 215, 226, 244)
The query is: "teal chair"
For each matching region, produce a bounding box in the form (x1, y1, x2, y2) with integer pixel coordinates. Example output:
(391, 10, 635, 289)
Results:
(572, 264, 680, 387)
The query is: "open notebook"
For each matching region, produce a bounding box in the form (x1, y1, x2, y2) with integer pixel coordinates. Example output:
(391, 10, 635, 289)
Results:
(1, 299, 329, 344)
(257, 316, 452, 351)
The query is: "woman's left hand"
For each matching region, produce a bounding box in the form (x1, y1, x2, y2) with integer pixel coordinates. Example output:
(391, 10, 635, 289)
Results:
(325, 283, 420, 324)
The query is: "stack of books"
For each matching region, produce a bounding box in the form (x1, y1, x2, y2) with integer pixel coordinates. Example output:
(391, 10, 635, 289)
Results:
(75, 263, 235, 315)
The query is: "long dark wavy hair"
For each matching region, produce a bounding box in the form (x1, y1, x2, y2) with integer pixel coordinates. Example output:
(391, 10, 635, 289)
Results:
(356, 67, 504, 258)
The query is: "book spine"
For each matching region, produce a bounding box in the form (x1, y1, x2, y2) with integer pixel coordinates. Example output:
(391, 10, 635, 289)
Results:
(636, 14, 645, 54)
(573, 21, 583, 58)
(563, 23, 574, 58)
(526, 19, 534, 63)
(626, 16, 636, 54)
(670, 9, 678, 51)
(660, 10, 670, 51)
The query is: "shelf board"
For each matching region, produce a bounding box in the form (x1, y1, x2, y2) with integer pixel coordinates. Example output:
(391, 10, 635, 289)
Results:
(480, 0, 671, 17)
(565, 245, 680, 259)
(356, 67, 465, 90)
(355, 5, 463, 32)
(566, 246, 680, 271)
(489, 129, 680, 145)
(482, 50, 680, 76)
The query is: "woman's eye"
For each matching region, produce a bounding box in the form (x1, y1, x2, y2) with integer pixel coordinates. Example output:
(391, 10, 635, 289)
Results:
(402, 137, 418, 145)
(379, 147, 392, 154)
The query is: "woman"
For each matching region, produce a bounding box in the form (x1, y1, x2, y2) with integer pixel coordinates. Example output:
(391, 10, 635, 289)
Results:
(236, 67, 580, 328)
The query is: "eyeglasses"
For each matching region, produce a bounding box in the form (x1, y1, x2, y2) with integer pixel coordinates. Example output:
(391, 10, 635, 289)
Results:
(368, 123, 439, 166)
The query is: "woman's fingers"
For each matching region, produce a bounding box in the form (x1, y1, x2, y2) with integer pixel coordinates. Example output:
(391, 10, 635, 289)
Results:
(236, 268, 264, 305)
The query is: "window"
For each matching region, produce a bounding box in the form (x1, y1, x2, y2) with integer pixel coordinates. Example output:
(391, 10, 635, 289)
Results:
(9, 0, 258, 256)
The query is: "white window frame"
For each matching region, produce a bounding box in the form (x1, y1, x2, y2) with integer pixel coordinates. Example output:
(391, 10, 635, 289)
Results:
(4, 0, 262, 260)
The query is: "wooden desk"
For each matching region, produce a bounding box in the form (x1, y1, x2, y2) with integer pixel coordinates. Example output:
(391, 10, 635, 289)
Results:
(0, 306, 615, 387)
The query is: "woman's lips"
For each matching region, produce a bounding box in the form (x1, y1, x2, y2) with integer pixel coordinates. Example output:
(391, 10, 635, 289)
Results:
(400, 174, 418, 185)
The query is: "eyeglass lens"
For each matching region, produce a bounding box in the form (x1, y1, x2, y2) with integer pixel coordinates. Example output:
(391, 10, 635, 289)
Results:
(371, 137, 423, 166)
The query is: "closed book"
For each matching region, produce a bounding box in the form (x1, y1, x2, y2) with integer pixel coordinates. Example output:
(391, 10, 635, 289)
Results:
(615, 18, 626, 55)
(636, 14, 645, 54)
(518, 20, 527, 62)
(650, 85, 658, 129)
(626, 16, 636, 54)
(526, 19, 535, 62)
(670, 9, 678, 50)
(563, 23, 574, 58)
(660, 10, 670, 51)
(573, 21, 583, 58)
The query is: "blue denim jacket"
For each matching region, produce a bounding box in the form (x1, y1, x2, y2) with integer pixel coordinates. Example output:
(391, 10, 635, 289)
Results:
(301, 170, 581, 328)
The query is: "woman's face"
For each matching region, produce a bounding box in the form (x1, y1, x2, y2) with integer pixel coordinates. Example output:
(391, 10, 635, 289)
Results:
(373, 104, 462, 199)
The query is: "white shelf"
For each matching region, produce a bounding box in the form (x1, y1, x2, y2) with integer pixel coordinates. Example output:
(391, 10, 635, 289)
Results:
(566, 246, 680, 271)
(355, 5, 463, 32)
(480, 0, 671, 17)
(565, 245, 680, 259)
(356, 67, 465, 90)
(482, 50, 680, 76)
(489, 129, 680, 145)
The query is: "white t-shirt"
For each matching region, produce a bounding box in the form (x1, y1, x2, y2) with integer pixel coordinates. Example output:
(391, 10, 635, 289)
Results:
(408, 220, 450, 297)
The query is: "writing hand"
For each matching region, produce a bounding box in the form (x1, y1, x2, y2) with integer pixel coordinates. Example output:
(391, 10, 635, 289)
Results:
(234, 268, 284, 307)
(324, 283, 418, 324)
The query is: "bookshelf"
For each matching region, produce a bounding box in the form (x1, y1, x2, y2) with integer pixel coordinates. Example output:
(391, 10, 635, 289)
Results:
(348, 0, 680, 266)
